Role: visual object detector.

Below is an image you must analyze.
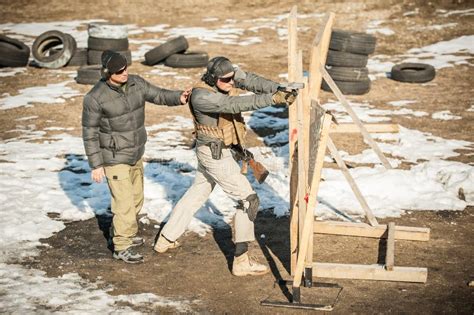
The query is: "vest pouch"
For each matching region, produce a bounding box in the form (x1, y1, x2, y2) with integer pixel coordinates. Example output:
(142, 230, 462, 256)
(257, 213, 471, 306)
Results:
(220, 123, 235, 146)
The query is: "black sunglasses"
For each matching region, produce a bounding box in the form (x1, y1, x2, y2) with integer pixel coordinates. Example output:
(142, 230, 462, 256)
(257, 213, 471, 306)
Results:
(115, 66, 127, 75)
(219, 75, 234, 83)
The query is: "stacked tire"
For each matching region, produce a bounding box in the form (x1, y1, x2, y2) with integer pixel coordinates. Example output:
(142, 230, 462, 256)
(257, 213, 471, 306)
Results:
(31, 30, 87, 68)
(86, 23, 131, 66)
(76, 23, 131, 85)
(144, 36, 208, 68)
(322, 29, 376, 95)
(0, 35, 30, 67)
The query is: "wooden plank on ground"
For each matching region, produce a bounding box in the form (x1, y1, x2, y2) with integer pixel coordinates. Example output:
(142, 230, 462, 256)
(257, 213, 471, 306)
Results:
(313, 262, 428, 283)
(385, 222, 395, 271)
(313, 221, 430, 241)
(288, 5, 299, 276)
(330, 123, 399, 134)
(327, 137, 378, 226)
(320, 65, 393, 169)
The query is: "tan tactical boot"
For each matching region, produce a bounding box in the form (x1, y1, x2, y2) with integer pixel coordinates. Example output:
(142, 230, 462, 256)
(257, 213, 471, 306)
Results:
(232, 253, 269, 276)
(153, 235, 181, 253)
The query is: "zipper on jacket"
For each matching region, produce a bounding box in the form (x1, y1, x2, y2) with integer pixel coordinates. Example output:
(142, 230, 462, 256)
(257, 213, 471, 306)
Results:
(109, 136, 117, 158)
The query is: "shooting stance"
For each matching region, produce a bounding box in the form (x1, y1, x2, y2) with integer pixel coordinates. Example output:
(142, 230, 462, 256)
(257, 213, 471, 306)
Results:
(82, 50, 190, 264)
(155, 56, 296, 276)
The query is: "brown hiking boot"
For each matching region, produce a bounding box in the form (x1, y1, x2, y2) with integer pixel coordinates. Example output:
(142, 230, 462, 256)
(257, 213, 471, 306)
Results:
(153, 235, 181, 253)
(232, 253, 269, 276)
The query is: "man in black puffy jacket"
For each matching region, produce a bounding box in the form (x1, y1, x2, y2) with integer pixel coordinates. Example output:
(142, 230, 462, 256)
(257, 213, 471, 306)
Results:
(82, 50, 190, 263)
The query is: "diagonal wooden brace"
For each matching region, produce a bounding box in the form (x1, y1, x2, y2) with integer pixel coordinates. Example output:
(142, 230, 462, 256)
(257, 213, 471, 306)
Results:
(320, 64, 392, 169)
(327, 137, 378, 226)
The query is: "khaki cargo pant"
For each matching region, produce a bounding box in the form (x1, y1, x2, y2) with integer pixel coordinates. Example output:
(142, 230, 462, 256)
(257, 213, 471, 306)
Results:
(162, 145, 256, 243)
(104, 159, 144, 251)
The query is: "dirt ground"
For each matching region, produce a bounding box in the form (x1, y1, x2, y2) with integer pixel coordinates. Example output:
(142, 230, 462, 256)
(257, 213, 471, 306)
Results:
(1, 0, 474, 313)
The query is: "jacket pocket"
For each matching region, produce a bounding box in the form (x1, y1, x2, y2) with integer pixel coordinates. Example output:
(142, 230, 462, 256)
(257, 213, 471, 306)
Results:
(110, 131, 135, 151)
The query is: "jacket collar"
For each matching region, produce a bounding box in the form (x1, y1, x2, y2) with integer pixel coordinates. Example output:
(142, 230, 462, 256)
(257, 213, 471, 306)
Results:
(105, 76, 136, 92)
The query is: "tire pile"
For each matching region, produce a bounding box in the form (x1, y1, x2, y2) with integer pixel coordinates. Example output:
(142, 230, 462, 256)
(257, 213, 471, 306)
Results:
(75, 23, 132, 85)
(144, 36, 209, 68)
(322, 29, 376, 95)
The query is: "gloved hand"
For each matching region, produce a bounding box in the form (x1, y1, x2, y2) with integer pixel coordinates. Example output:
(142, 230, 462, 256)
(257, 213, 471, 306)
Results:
(272, 90, 297, 106)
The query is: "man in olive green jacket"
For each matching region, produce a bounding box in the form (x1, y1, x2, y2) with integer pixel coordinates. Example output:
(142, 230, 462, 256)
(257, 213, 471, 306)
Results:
(82, 50, 190, 263)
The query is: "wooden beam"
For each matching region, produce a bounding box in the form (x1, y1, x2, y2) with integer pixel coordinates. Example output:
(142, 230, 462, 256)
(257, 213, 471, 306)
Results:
(306, 112, 332, 269)
(296, 51, 307, 268)
(327, 137, 378, 226)
(309, 13, 335, 103)
(330, 123, 399, 134)
(313, 221, 430, 241)
(300, 78, 314, 270)
(288, 5, 299, 276)
(320, 65, 393, 169)
(313, 262, 428, 283)
(385, 222, 395, 271)
(292, 179, 320, 288)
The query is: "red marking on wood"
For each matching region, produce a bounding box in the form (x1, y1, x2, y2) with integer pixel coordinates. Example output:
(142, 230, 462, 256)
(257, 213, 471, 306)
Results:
(304, 193, 309, 204)
(290, 128, 298, 142)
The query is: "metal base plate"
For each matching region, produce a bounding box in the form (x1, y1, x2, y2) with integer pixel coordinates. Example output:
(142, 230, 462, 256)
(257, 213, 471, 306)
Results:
(261, 300, 334, 311)
(260, 280, 342, 311)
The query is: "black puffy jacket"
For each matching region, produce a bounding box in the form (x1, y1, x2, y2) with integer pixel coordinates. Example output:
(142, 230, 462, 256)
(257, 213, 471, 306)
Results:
(82, 75, 182, 168)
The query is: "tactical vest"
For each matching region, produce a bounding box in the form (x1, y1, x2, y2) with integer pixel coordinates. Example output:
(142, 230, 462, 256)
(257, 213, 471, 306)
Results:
(189, 81, 247, 146)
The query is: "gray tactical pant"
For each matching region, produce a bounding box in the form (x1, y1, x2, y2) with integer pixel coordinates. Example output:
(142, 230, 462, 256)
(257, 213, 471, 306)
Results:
(161, 145, 256, 243)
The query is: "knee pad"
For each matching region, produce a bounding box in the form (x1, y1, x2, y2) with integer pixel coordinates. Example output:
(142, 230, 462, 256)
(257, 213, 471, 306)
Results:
(238, 193, 260, 222)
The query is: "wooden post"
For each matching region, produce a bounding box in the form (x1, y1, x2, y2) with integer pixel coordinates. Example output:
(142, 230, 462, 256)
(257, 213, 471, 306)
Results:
(305, 112, 332, 269)
(327, 137, 378, 226)
(296, 66, 314, 278)
(305, 12, 334, 275)
(296, 51, 307, 263)
(302, 79, 314, 274)
(309, 13, 335, 102)
(320, 65, 393, 170)
(292, 111, 331, 289)
(386, 222, 395, 271)
(288, 5, 299, 276)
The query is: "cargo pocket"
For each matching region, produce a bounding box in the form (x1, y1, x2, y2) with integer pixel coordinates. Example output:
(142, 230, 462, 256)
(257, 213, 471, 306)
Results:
(104, 164, 130, 182)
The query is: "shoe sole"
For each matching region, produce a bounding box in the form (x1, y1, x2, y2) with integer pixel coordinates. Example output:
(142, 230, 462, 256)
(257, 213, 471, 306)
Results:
(232, 269, 270, 276)
(153, 245, 180, 254)
(113, 254, 144, 264)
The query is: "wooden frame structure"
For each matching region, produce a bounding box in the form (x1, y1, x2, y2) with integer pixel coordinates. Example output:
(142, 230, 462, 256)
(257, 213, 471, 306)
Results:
(281, 6, 431, 307)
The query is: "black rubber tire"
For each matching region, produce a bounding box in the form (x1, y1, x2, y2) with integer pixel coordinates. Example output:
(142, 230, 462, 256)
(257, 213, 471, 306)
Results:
(144, 36, 189, 66)
(87, 37, 129, 51)
(322, 78, 371, 95)
(326, 66, 369, 82)
(87, 49, 132, 66)
(390, 63, 436, 83)
(75, 65, 103, 85)
(87, 22, 128, 39)
(0, 35, 30, 67)
(329, 29, 376, 55)
(49, 46, 88, 67)
(326, 49, 368, 67)
(67, 48, 88, 66)
(32, 30, 76, 68)
(164, 51, 209, 68)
